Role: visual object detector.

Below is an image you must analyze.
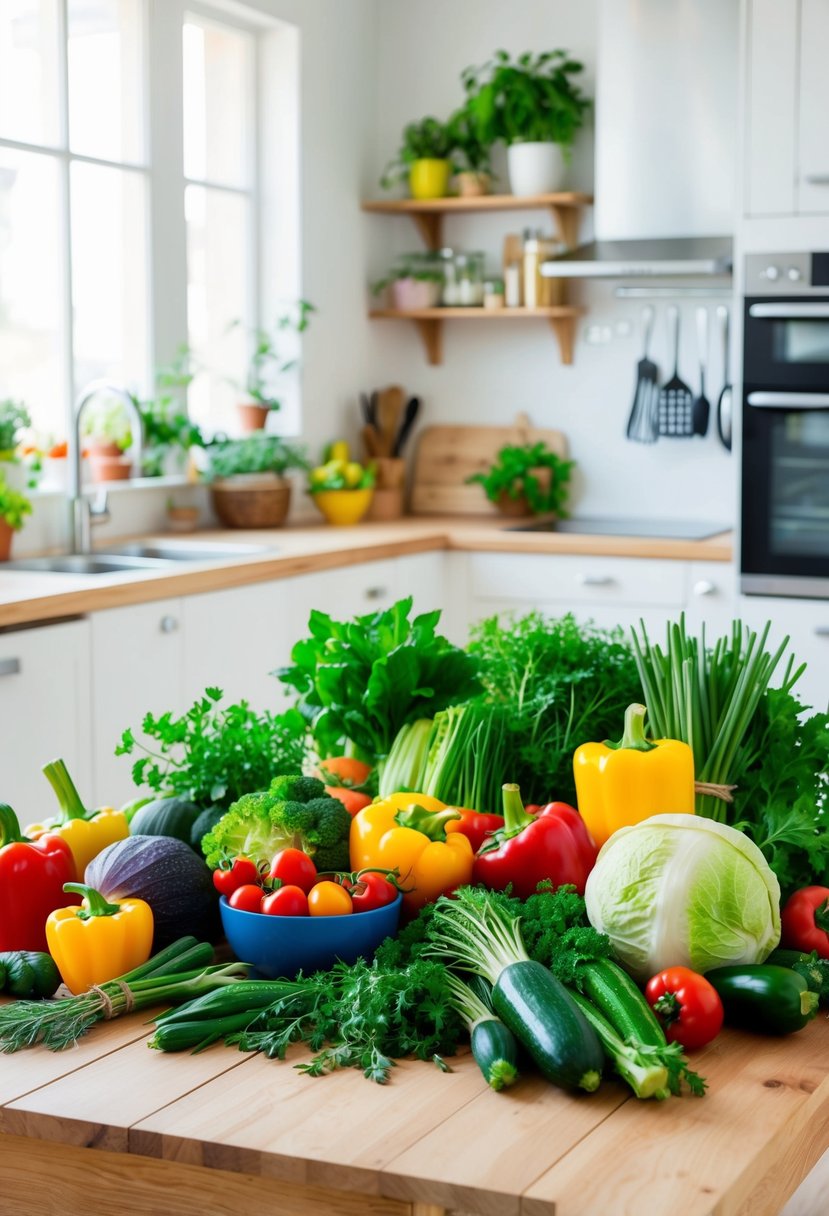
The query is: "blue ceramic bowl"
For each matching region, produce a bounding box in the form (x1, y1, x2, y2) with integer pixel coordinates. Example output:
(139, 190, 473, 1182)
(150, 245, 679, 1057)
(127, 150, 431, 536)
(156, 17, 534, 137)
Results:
(220, 893, 402, 978)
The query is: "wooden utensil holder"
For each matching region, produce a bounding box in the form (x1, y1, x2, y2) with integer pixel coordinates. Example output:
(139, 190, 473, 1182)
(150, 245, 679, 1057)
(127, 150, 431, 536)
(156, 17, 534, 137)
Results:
(367, 457, 406, 520)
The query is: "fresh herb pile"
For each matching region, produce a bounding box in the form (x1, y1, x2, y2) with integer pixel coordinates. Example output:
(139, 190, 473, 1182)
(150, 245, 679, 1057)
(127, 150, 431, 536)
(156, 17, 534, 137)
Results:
(117, 688, 307, 811)
(277, 597, 481, 764)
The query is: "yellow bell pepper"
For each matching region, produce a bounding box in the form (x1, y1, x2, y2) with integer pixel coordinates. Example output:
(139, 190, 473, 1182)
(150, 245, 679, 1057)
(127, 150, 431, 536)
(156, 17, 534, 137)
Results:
(27, 759, 128, 876)
(573, 703, 695, 849)
(46, 882, 154, 994)
(350, 792, 473, 913)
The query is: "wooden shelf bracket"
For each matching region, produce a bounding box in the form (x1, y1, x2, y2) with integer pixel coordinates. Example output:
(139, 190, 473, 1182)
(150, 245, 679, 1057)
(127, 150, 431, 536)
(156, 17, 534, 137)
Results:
(549, 203, 580, 250)
(411, 213, 443, 250)
(549, 315, 577, 365)
(413, 318, 442, 365)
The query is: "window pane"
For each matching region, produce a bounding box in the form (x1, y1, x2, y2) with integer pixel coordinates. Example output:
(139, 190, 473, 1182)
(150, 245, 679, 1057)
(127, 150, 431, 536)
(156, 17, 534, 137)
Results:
(183, 16, 251, 187)
(0, 0, 61, 147)
(185, 183, 250, 433)
(67, 0, 144, 164)
(0, 148, 65, 439)
(71, 162, 149, 392)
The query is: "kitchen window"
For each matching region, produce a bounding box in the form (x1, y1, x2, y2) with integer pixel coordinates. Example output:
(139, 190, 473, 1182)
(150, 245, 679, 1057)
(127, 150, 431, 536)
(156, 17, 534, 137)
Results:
(0, 0, 300, 451)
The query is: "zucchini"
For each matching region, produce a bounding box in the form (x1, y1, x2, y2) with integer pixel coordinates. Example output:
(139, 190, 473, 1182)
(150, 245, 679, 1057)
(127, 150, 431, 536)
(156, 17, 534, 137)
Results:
(706, 964, 820, 1034)
(470, 1018, 520, 1092)
(568, 989, 669, 1100)
(578, 958, 665, 1047)
(492, 961, 603, 1093)
(766, 949, 829, 1004)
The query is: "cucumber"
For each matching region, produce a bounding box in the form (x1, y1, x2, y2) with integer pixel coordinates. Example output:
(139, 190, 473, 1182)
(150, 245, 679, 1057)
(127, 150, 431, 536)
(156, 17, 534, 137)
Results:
(492, 960, 603, 1093)
(706, 964, 820, 1034)
(470, 1018, 519, 1092)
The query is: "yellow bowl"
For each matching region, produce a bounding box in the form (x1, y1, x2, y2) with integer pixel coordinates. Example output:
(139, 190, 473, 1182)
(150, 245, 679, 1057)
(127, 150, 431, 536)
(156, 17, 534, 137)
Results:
(312, 487, 374, 526)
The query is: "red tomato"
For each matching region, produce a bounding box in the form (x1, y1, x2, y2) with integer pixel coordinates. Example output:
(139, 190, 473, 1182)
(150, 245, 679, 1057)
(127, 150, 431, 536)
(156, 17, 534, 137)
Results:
(645, 966, 724, 1051)
(261, 885, 309, 916)
(268, 848, 318, 894)
(326, 786, 373, 817)
(213, 857, 259, 897)
(781, 886, 829, 960)
(227, 884, 264, 913)
(349, 871, 399, 913)
(316, 757, 372, 786)
(308, 881, 353, 917)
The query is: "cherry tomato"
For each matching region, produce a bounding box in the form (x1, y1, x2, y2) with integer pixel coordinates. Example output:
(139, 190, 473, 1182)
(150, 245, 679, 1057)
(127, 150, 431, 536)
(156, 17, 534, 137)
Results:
(268, 848, 318, 894)
(213, 857, 260, 897)
(326, 786, 373, 817)
(308, 880, 353, 917)
(227, 884, 264, 913)
(645, 966, 724, 1051)
(349, 871, 399, 913)
(261, 885, 309, 916)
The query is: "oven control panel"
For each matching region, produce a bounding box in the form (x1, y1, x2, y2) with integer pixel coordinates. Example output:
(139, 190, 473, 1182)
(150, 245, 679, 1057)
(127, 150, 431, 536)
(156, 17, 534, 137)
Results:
(746, 252, 829, 295)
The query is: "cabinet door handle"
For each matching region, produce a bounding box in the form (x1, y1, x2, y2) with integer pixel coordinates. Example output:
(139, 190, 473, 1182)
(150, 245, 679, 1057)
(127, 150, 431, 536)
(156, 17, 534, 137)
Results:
(577, 574, 615, 587)
(693, 580, 716, 596)
(159, 615, 179, 634)
(364, 586, 388, 600)
(0, 657, 21, 677)
(815, 626, 829, 638)
(805, 173, 829, 185)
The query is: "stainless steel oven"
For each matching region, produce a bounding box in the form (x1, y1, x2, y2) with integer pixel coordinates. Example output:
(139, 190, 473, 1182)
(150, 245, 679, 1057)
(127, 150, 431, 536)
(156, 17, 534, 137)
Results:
(741, 252, 829, 598)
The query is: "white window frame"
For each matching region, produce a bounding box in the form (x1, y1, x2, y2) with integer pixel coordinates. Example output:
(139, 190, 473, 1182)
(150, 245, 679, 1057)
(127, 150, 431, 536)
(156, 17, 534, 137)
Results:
(0, 0, 301, 461)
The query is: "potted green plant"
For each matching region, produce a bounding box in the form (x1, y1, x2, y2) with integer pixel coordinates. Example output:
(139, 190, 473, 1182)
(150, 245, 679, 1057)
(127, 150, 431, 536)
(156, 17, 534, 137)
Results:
(205, 433, 308, 528)
(461, 50, 590, 196)
(448, 102, 493, 197)
(137, 346, 204, 477)
(372, 253, 444, 310)
(467, 441, 575, 518)
(232, 300, 315, 434)
(81, 395, 134, 482)
(0, 400, 30, 462)
(0, 474, 32, 561)
(380, 116, 455, 199)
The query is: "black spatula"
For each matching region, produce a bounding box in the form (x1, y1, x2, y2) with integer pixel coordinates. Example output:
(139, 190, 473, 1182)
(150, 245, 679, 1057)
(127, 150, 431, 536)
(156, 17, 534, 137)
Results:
(658, 306, 694, 437)
(692, 306, 711, 436)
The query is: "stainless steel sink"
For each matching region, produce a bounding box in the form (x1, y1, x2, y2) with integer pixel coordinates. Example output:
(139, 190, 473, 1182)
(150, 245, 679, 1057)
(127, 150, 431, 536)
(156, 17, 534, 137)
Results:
(103, 540, 273, 562)
(3, 554, 177, 575)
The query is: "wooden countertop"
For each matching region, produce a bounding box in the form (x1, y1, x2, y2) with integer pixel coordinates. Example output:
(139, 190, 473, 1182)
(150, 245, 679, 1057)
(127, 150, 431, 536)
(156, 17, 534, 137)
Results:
(0, 1009, 825, 1216)
(0, 518, 734, 630)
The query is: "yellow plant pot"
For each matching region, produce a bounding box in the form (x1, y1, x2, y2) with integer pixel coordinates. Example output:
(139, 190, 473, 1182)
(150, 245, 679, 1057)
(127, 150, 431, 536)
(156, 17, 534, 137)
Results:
(409, 159, 452, 200)
(312, 488, 374, 526)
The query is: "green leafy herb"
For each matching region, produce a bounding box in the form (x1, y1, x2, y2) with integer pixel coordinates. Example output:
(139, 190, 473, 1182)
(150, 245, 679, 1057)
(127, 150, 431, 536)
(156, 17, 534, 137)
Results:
(467, 441, 575, 517)
(0, 475, 32, 531)
(277, 598, 481, 764)
(0, 400, 30, 452)
(380, 116, 454, 190)
(116, 688, 308, 810)
(205, 434, 308, 482)
(461, 49, 590, 153)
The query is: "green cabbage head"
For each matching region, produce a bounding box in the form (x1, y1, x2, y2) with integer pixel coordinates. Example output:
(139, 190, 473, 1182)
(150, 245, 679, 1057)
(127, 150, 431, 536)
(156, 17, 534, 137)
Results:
(584, 814, 781, 981)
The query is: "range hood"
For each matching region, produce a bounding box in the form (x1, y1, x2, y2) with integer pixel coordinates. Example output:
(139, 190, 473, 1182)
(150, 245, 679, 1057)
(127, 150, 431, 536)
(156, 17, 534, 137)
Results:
(542, 1, 737, 281)
(541, 237, 733, 280)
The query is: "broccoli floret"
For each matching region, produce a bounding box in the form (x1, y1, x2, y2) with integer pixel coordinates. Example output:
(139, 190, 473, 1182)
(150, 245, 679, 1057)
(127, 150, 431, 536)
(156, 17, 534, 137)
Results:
(202, 773, 352, 871)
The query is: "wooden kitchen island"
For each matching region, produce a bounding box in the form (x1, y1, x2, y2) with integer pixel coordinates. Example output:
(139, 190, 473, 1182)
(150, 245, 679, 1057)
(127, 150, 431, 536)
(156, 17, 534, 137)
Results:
(0, 1008, 826, 1216)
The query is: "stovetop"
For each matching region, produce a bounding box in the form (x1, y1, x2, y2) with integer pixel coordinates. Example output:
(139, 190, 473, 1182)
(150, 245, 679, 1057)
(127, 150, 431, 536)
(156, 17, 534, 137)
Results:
(509, 517, 730, 540)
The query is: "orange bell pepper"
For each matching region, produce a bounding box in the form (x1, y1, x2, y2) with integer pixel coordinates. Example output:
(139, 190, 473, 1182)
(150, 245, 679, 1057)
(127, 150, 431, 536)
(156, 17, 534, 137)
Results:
(350, 792, 473, 912)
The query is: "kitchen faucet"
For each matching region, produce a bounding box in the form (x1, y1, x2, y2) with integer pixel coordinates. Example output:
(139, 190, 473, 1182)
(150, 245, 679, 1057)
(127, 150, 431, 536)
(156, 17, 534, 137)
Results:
(70, 381, 143, 554)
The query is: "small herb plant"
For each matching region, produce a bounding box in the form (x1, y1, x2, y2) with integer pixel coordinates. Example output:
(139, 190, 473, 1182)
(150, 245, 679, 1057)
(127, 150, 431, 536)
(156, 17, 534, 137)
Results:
(380, 116, 454, 189)
(0, 400, 31, 453)
(135, 346, 204, 477)
(81, 396, 134, 451)
(448, 101, 493, 175)
(232, 300, 315, 411)
(116, 687, 308, 810)
(0, 476, 32, 531)
(461, 50, 590, 153)
(205, 433, 308, 482)
(371, 253, 444, 297)
(467, 441, 575, 515)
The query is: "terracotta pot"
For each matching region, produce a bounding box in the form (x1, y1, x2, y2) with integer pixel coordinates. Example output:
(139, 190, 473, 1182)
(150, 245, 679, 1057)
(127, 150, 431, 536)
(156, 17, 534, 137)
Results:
(85, 439, 122, 459)
(167, 506, 200, 534)
(496, 491, 534, 518)
(455, 171, 491, 198)
(0, 518, 12, 561)
(89, 453, 133, 483)
(211, 474, 291, 528)
(237, 403, 271, 433)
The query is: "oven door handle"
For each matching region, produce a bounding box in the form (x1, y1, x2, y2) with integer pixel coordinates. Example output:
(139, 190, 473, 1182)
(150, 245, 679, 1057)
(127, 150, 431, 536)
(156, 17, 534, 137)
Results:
(747, 391, 829, 409)
(748, 302, 829, 319)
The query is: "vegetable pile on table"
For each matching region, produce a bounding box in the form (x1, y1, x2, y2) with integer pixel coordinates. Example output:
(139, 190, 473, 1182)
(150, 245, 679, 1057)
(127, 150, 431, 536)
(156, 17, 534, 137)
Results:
(0, 598, 826, 1114)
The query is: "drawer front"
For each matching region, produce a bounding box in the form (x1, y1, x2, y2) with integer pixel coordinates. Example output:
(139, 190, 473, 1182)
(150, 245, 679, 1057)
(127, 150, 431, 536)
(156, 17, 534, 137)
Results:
(739, 594, 829, 713)
(468, 553, 687, 607)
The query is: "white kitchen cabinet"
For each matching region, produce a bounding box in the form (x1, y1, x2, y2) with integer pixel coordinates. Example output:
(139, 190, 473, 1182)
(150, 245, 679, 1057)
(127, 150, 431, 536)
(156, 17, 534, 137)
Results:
(739, 595, 829, 712)
(90, 598, 186, 805)
(684, 562, 739, 634)
(797, 0, 829, 212)
(0, 619, 92, 822)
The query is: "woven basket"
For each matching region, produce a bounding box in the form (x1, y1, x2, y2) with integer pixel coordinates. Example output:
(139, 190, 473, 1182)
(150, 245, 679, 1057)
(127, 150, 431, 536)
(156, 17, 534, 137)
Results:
(210, 476, 291, 529)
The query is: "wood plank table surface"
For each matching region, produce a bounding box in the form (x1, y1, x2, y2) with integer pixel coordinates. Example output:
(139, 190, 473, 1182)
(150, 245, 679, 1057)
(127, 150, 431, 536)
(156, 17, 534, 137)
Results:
(1, 1008, 826, 1216)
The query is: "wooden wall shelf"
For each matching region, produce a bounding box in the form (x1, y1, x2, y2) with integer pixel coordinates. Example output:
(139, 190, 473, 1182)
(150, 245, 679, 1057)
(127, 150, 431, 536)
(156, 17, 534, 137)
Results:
(362, 191, 593, 250)
(368, 306, 585, 367)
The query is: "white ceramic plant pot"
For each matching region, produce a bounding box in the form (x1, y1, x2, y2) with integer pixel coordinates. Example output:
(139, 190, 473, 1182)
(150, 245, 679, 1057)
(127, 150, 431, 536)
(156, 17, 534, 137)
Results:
(507, 142, 565, 196)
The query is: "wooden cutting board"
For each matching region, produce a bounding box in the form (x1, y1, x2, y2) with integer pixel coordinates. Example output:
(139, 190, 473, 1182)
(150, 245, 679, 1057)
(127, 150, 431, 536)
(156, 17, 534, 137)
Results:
(410, 412, 569, 515)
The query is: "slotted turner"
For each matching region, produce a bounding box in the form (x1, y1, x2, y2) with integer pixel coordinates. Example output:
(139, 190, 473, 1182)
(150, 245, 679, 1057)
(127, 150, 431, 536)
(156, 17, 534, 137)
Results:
(626, 306, 658, 443)
(658, 306, 695, 437)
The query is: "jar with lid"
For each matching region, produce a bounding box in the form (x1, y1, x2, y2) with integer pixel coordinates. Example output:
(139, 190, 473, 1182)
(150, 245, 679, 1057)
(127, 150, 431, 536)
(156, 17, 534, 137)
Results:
(483, 278, 505, 309)
(440, 248, 460, 305)
(455, 251, 485, 306)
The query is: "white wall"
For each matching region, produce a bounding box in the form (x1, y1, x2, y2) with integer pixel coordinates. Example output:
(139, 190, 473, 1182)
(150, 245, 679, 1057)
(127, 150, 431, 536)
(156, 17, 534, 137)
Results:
(365, 0, 738, 523)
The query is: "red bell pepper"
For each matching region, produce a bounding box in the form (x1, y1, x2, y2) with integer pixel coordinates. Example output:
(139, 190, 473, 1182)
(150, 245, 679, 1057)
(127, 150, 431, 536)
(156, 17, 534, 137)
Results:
(781, 886, 829, 960)
(472, 784, 598, 899)
(0, 803, 78, 953)
(445, 807, 505, 854)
